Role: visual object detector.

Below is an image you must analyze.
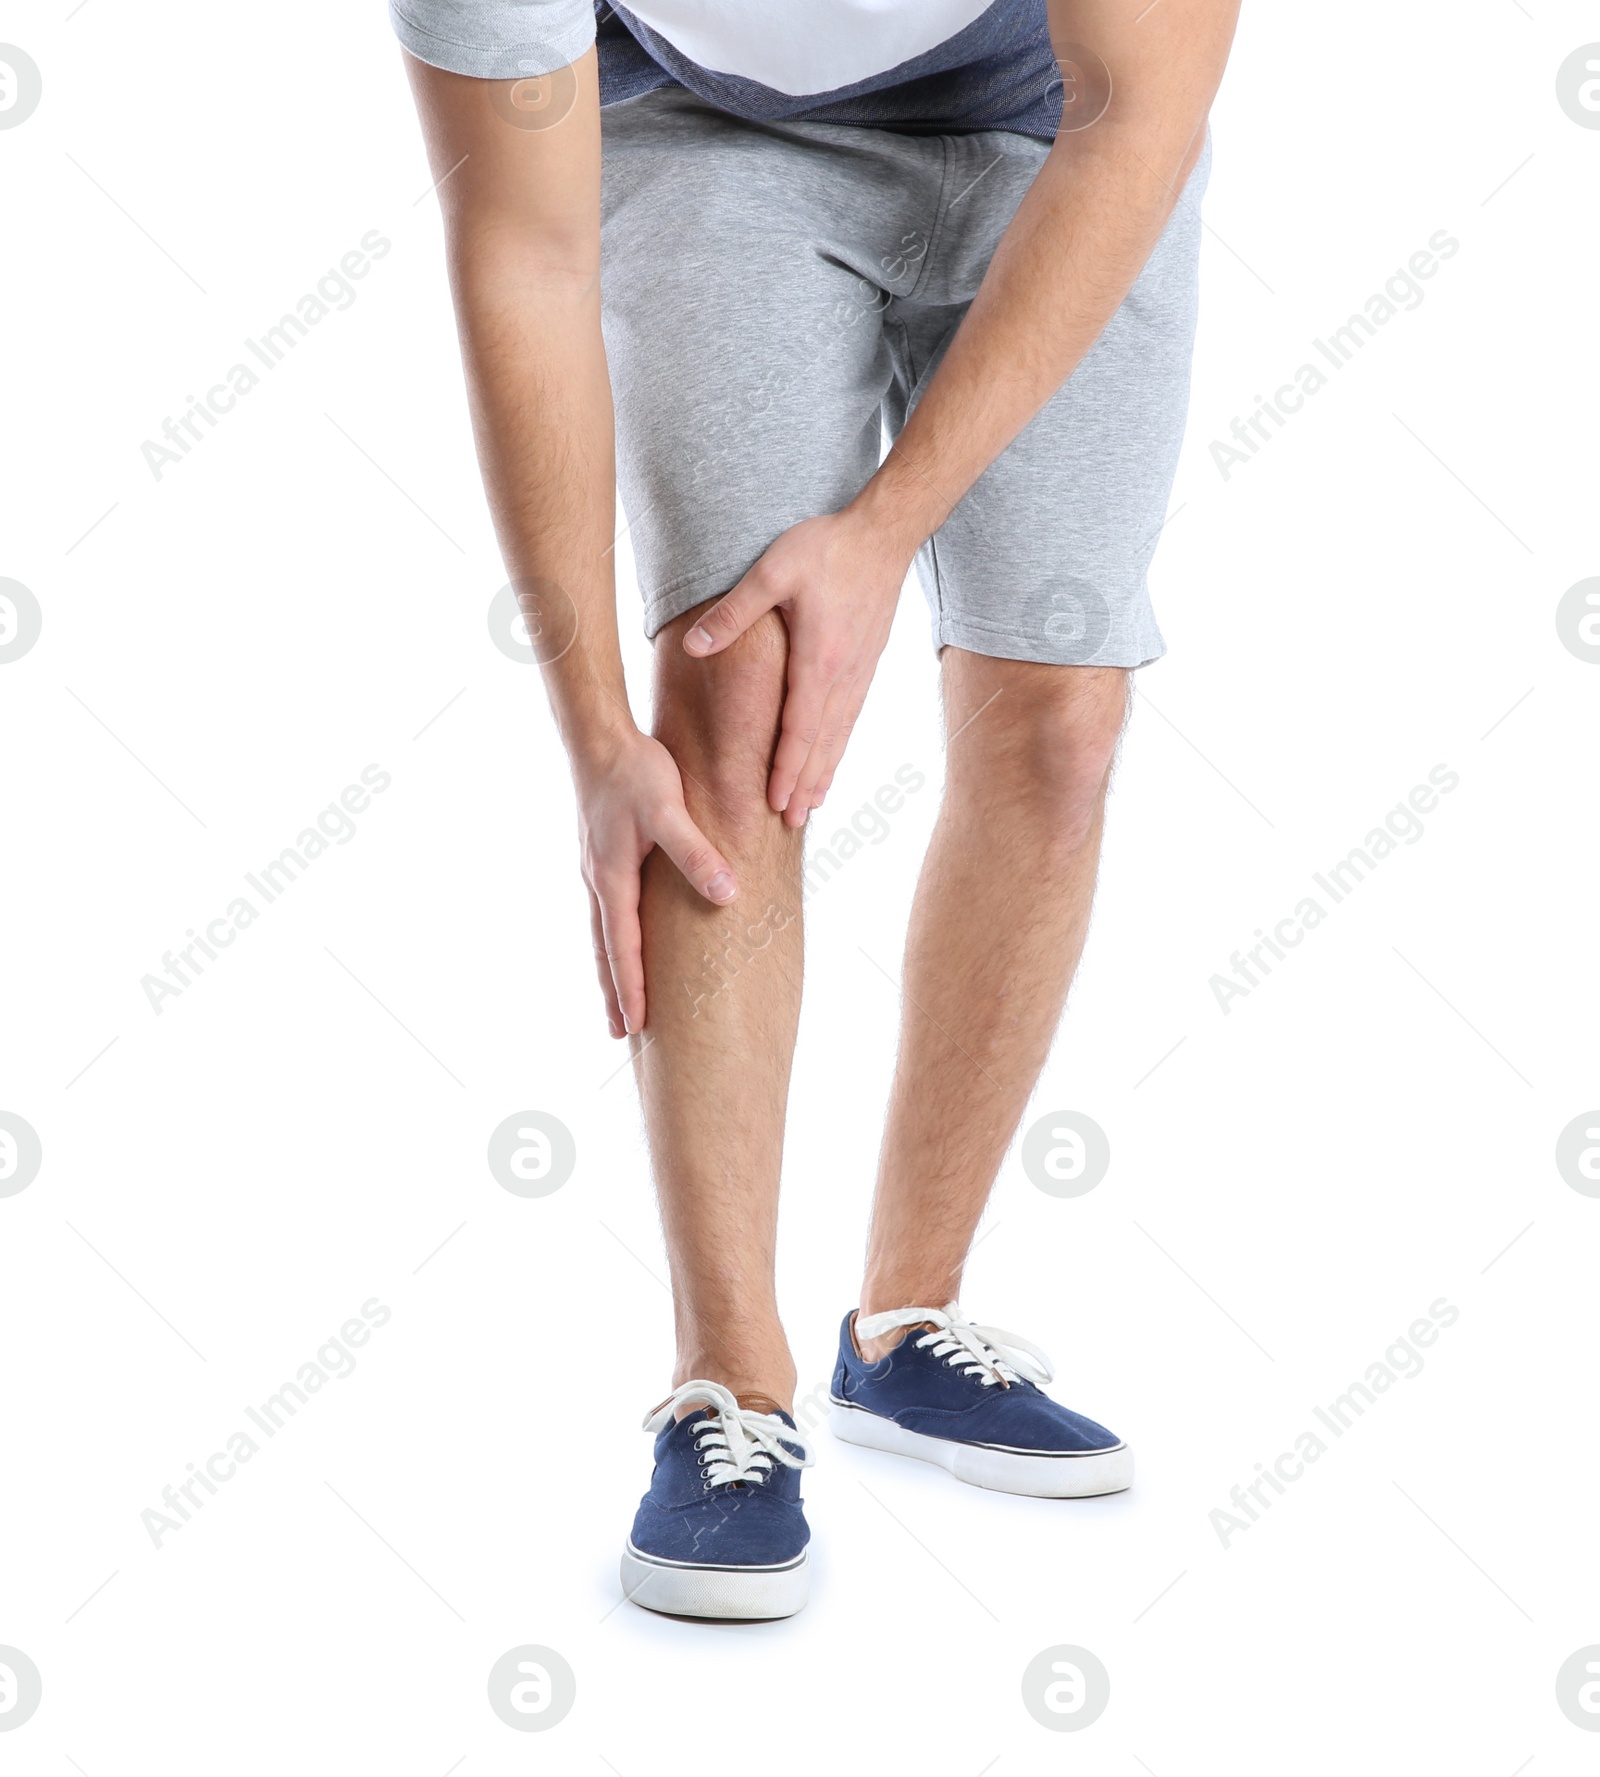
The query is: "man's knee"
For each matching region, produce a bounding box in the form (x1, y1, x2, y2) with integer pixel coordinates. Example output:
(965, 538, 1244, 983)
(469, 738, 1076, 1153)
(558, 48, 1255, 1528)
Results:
(947, 658, 1128, 853)
(652, 601, 791, 847)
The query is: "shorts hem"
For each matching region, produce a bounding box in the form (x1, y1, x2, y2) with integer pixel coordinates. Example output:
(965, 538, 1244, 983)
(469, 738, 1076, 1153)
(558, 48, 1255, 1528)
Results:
(640, 557, 762, 639)
(933, 613, 1167, 669)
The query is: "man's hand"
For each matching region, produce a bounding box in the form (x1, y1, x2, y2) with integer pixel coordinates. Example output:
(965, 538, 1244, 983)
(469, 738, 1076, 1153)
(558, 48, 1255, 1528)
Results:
(681, 509, 912, 826)
(574, 730, 738, 1038)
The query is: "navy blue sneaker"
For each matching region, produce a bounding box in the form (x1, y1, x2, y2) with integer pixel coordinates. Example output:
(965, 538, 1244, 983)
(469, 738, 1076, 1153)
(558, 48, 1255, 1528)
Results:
(830, 1304, 1132, 1497)
(622, 1381, 813, 1619)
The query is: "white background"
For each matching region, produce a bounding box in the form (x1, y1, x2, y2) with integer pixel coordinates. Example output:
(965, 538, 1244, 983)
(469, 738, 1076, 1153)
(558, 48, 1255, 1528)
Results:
(3, 0, 1598, 1769)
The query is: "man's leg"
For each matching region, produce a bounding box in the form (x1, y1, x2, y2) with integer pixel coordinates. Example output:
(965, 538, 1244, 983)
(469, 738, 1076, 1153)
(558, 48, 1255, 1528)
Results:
(857, 650, 1127, 1353)
(633, 601, 805, 1411)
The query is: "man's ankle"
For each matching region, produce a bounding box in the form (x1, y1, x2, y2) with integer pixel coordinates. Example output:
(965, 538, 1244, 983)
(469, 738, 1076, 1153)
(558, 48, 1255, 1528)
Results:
(853, 1290, 950, 1365)
(669, 1365, 797, 1420)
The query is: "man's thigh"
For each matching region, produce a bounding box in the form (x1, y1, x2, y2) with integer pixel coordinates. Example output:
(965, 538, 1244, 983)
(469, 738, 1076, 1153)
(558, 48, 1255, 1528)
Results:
(600, 90, 945, 640)
(886, 135, 1213, 670)
(943, 650, 1129, 765)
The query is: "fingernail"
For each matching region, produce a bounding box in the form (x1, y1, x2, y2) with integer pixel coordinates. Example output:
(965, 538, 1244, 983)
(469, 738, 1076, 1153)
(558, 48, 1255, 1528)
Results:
(685, 625, 714, 654)
(706, 870, 735, 901)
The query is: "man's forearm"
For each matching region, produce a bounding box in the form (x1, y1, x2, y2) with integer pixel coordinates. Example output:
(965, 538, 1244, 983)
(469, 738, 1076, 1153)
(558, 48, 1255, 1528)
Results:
(850, 0, 1239, 555)
(853, 119, 1207, 552)
(451, 246, 635, 757)
(407, 46, 633, 763)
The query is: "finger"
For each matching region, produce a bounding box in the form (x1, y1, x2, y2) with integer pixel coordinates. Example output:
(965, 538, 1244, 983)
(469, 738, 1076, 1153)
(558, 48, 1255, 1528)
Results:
(808, 692, 865, 810)
(786, 674, 858, 821)
(768, 658, 836, 814)
(595, 871, 646, 1036)
(681, 567, 782, 657)
(785, 676, 857, 827)
(587, 890, 626, 1039)
(650, 801, 739, 905)
(795, 644, 879, 816)
(823, 674, 874, 797)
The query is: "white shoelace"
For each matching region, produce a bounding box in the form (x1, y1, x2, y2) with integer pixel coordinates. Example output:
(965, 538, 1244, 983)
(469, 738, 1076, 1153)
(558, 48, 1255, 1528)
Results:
(644, 1380, 814, 1488)
(855, 1302, 1054, 1389)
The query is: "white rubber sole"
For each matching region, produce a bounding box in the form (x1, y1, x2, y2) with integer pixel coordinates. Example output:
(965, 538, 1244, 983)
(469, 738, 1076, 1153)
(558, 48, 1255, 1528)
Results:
(830, 1400, 1133, 1498)
(620, 1542, 809, 1620)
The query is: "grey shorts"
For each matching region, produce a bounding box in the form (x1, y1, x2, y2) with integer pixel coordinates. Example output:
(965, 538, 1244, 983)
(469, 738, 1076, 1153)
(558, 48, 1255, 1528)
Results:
(599, 88, 1210, 666)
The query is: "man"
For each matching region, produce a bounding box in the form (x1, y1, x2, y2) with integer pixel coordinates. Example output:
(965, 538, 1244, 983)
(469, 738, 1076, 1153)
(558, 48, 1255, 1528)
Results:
(395, 0, 1239, 1618)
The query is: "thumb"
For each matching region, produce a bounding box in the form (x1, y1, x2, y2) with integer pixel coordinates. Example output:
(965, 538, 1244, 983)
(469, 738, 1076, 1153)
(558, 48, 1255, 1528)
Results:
(653, 801, 739, 906)
(681, 569, 777, 657)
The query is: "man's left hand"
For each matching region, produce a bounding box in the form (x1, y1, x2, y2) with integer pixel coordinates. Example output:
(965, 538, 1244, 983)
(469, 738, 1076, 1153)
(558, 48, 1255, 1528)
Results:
(681, 507, 912, 826)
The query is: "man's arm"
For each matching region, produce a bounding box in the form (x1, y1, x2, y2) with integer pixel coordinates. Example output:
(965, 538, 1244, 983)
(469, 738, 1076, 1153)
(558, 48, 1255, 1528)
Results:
(683, 0, 1241, 823)
(405, 49, 739, 1039)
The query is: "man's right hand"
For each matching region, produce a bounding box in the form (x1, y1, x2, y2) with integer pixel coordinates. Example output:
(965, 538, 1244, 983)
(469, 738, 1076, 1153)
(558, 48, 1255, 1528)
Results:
(573, 731, 738, 1038)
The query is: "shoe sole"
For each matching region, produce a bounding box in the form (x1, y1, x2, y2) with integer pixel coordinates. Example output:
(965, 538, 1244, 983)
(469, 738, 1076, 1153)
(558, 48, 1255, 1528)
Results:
(620, 1542, 809, 1620)
(829, 1400, 1133, 1498)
